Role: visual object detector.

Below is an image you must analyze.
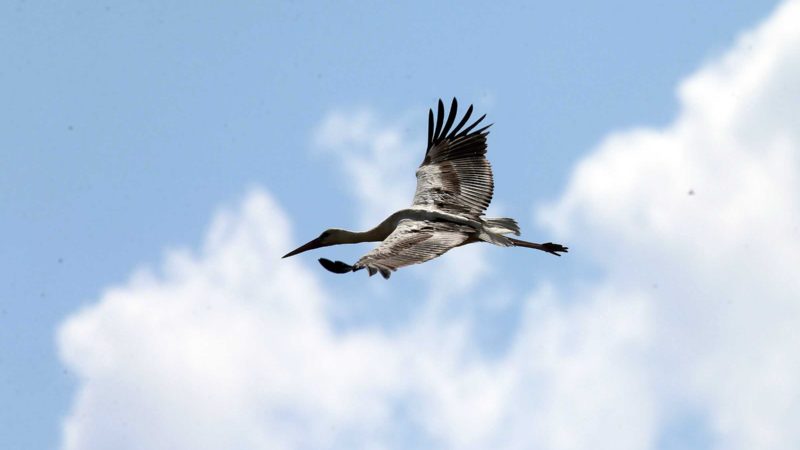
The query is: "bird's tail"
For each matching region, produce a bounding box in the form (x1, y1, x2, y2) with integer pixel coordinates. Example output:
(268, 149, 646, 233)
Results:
(483, 217, 521, 235)
(508, 238, 569, 256)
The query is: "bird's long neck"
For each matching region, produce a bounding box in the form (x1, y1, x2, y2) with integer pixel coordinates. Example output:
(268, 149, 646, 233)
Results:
(335, 228, 387, 244)
(335, 216, 398, 244)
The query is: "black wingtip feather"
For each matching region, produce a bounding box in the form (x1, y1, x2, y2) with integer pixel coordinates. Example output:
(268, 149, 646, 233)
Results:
(427, 109, 434, 149)
(433, 99, 445, 142)
(474, 123, 493, 135)
(457, 113, 486, 137)
(449, 104, 473, 138)
(439, 98, 458, 141)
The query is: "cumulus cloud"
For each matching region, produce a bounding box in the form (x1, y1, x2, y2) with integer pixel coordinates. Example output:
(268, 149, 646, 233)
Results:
(59, 191, 403, 450)
(541, 1, 800, 448)
(58, 188, 654, 450)
(59, 2, 800, 449)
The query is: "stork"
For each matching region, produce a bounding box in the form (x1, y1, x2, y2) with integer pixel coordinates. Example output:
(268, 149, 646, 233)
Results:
(283, 98, 568, 278)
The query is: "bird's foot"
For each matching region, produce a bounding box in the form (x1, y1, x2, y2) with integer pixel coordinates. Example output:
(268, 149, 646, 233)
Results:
(542, 242, 569, 256)
(318, 258, 355, 274)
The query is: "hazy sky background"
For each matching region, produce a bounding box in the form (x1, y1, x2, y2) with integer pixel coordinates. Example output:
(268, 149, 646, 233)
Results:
(2, 1, 798, 449)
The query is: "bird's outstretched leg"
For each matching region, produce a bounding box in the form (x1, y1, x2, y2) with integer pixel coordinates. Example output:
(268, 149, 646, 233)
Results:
(508, 238, 569, 256)
(318, 258, 355, 274)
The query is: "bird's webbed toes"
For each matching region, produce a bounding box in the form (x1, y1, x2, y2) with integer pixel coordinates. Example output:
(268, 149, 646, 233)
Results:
(318, 258, 355, 274)
(542, 242, 569, 256)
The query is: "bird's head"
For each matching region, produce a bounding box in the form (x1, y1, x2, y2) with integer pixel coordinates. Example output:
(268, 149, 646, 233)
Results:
(282, 228, 345, 258)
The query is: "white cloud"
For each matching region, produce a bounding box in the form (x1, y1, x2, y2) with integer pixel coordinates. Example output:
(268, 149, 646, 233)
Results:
(59, 186, 655, 450)
(58, 187, 654, 449)
(59, 190, 404, 450)
(59, 2, 800, 449)
(541, 1, 800, 448)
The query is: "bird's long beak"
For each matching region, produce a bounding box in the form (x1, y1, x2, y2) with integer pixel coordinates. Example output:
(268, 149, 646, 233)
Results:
(282, 236, 325, 258)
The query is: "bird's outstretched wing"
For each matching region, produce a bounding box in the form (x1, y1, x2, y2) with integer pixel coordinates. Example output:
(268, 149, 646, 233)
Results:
(412, 98, 493, 218)
(354, 219, 472, 279)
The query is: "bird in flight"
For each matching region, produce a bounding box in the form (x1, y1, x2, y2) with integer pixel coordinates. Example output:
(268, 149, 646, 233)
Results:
(283, 98, 568, 278)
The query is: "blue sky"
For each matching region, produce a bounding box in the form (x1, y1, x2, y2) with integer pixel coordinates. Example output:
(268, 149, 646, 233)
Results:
(2, 1, 796, 449)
